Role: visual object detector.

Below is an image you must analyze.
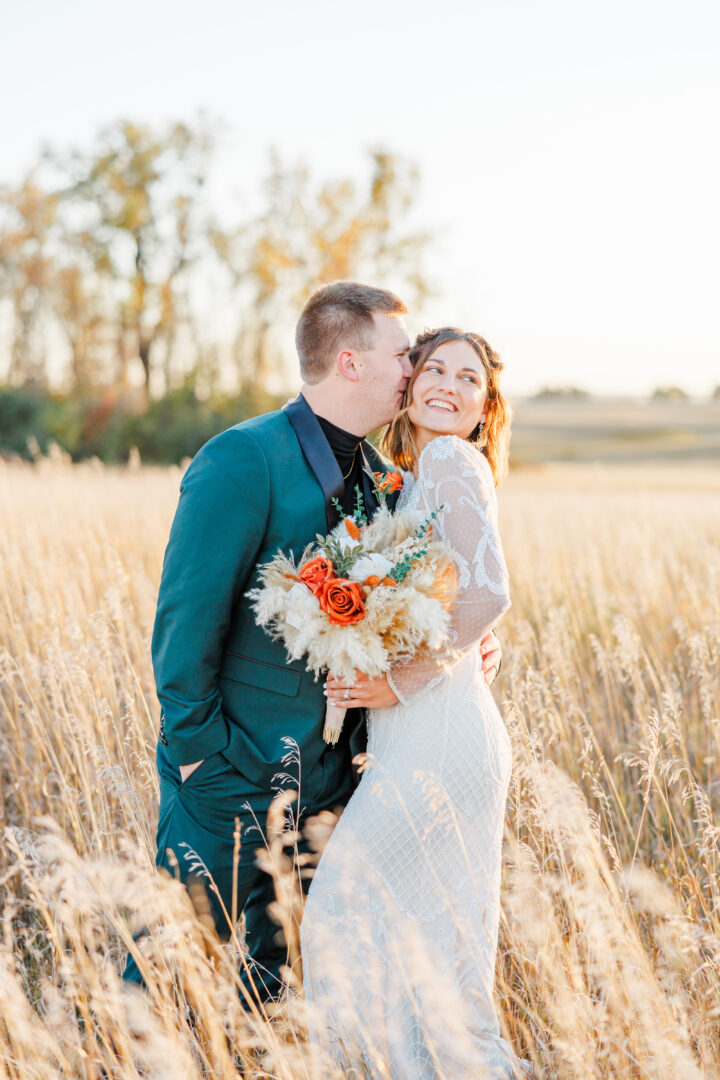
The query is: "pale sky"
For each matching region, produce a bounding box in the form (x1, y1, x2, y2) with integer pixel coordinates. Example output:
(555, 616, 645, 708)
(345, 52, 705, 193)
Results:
(3, 0, 719, 397)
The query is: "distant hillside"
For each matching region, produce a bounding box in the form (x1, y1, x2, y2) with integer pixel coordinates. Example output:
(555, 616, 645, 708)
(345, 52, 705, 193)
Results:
(509, 397, 720, 465)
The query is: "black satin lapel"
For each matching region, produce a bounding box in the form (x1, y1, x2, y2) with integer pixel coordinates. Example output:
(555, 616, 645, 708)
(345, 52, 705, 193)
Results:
(388, 487, 402, 511)
(284, 395, 345, 530)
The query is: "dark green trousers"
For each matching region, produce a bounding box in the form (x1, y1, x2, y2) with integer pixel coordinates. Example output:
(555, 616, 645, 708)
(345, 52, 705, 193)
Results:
(123, 737, 356, 1000)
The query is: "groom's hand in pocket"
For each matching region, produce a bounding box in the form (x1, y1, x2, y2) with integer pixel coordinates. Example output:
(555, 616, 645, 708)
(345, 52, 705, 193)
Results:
(179, 759, 205, 783)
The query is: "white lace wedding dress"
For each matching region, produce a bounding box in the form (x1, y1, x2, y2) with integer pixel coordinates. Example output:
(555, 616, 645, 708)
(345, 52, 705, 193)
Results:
(301, 436, 528, 1079)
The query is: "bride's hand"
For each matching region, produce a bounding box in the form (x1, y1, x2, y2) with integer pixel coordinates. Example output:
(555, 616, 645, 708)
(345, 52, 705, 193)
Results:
(480, 630, 502, 686)
(325, 671, 399, 709)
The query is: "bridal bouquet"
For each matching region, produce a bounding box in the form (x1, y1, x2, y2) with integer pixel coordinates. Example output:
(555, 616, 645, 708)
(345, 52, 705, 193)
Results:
(248, 475, 458, 743)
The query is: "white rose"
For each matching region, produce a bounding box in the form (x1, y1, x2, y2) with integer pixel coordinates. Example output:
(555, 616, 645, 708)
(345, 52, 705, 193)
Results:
(348, 552, 394, 582)
(337, 535, 362, 554)
(285, 582, 321, 629)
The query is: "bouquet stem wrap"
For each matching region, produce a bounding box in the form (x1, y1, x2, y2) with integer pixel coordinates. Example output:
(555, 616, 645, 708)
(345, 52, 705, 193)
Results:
(323, 683, 348, 745)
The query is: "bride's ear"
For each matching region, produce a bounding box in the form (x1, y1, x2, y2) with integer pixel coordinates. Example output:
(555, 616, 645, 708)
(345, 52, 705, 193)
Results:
(469, 414, 487, 441)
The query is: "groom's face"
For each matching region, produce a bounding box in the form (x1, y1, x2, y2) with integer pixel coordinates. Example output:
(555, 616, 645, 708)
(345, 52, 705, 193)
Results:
(355, 313, 412, 428)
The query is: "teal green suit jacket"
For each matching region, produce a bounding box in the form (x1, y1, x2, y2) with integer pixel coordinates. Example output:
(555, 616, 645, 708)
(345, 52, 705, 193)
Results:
(152, 394, 397, 802)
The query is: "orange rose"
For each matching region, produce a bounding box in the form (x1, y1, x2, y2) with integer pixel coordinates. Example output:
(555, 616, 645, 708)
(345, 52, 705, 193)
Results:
(318, 577, 366, 625)
(298, 556, 336, 595)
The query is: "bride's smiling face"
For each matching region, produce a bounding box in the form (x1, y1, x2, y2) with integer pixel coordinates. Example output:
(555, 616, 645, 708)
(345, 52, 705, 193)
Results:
(406, 339, 488, 450)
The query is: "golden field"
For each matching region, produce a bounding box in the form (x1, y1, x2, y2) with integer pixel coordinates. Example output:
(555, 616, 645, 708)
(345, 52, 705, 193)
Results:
(0, 455, 719, 1079)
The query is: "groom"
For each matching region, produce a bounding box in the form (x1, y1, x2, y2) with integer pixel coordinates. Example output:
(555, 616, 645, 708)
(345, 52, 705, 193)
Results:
(123, 282, 501, 997)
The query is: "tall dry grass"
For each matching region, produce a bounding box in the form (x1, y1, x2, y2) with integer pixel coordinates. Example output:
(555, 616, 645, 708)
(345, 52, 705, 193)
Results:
(0, 455, 718, 1078)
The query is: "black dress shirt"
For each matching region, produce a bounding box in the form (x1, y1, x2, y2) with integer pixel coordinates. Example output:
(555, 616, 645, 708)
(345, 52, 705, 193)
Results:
(316, 415, 367, 518)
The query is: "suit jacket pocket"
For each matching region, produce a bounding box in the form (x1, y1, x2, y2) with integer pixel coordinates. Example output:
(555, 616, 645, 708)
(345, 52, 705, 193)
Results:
(219, 650, 302, 698)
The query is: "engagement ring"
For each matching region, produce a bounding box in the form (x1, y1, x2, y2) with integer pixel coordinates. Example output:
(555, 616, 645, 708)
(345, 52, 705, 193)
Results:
(343, 688, 351, 701)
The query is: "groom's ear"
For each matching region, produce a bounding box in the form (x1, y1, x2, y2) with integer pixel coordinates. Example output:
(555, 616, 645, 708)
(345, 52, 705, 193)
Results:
(336, 348, 360, 382)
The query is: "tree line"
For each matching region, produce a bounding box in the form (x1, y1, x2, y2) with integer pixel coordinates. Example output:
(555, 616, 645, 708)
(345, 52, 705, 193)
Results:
(0, 119, 431, 461)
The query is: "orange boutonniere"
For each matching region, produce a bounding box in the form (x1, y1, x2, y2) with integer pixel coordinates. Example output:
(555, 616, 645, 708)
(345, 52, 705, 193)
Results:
(373, 470, 403, 503)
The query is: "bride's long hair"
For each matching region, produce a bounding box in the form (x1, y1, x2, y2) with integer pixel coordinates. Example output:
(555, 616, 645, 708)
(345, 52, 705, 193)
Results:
(380, 327, 511, 485)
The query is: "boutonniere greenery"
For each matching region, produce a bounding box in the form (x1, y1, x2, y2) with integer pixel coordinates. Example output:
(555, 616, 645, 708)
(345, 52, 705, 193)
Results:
(372, 471, 403, 505)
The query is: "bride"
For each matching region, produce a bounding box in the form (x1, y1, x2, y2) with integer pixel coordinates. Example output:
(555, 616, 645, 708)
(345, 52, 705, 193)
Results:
(300, 327, 529, 1078)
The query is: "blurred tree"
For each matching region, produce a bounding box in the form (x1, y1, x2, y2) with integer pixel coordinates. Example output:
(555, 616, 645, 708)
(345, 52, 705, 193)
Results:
(52, 119, 214, 395)
(0, 177, 59, 386)
(51, 264, 108, 387)
(211, 149, 432, 389)
(532, 386, 590, 400)
(0, 178, 113, 390)
(652, 386, 688, 401)
(1, 124, 433, 408)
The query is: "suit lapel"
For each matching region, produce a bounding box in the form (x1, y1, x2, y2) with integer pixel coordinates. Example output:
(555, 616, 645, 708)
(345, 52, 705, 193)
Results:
(383, 485, 401, 512)
(284, 394, 345, 531)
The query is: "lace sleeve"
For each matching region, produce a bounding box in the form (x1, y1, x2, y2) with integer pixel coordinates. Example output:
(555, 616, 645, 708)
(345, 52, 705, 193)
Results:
(387, 436, 510, 705)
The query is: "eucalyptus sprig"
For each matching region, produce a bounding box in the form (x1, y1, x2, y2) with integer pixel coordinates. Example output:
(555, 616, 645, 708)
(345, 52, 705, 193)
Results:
(389, 506, 445, 583)
(353, 484, 368, 526)
(331, 484, 368, 527)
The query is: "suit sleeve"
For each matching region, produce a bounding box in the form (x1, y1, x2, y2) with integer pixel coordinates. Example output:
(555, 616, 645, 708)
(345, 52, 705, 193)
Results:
(152, 429, 270, 765)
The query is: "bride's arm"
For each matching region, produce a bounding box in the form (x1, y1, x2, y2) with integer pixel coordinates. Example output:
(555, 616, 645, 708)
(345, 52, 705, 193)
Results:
(324, 436, 510, 710)
(386, 436, 510, 705)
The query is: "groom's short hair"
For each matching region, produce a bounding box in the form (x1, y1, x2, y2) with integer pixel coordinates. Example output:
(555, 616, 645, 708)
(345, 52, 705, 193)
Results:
(296, 281, 407, 383)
